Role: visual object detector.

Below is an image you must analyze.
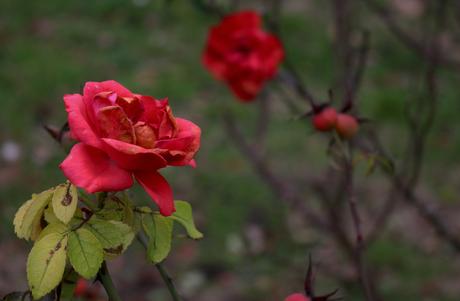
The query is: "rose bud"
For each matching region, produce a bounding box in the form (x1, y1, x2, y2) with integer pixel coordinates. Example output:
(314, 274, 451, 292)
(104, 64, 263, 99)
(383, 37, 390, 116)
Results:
(203, 11, 284, 102)
(312, 107, 337, 132)
(335, 113, 359, 138)
(285, 293, 310, 301)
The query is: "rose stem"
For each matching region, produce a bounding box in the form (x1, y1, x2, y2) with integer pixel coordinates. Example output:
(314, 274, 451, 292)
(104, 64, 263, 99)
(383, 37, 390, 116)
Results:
(98, 261, 122, 301)
(137, 235, 182, 301)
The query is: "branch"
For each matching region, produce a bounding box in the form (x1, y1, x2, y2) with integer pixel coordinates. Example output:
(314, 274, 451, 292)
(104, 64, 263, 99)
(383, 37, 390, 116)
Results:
(343, 150, 375, 301)
(137, 235, 183, 301)
(343, 31, 371, 112)
(222, 112, 328, 230)
(98, 262, 122, 301)
(360, 0, 460, 69)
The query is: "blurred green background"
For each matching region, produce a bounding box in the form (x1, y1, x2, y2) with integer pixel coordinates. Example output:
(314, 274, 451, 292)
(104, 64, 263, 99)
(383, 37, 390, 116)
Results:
(1, 0, 460, 300)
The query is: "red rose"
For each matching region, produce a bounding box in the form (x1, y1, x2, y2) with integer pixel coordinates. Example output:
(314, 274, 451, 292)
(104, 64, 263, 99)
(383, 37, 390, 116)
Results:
(73, 278, 89, 297)
(203, 11, 284, 101)
(60, 80, 201, 216)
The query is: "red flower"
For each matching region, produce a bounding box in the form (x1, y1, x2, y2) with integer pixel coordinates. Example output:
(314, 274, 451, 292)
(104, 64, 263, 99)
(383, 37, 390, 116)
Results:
(203, 11, 284, 101)
(60, 80, 201, 216)
(73, 278, 89, 297)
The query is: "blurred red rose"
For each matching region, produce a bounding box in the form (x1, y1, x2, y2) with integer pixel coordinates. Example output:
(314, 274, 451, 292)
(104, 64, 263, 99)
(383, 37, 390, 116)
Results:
(203, 10, 284, 101)
(74, 278, 89, 297)
(60, 80, 201, 216)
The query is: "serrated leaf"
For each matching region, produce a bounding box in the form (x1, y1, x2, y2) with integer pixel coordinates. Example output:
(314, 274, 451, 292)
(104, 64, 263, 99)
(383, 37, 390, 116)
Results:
(170, 201, 203, 239)
(97, 194, 134, 226)
(142, 214, 173, 263)
(37, 222, 68, 242)
(27, 233, 68, 299)
(84, 218, 134, 258)
(14, 189, 53, 241)
(68, 228, 103, 279)
(52, 182, 78, 224)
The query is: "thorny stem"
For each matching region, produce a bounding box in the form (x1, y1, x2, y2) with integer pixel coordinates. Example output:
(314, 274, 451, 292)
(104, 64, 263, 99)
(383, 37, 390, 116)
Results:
(343, 142, 375, 301)
(98, 262, 122, 301)
(156, 263, 182, 301)
(137, 235, 182, 301)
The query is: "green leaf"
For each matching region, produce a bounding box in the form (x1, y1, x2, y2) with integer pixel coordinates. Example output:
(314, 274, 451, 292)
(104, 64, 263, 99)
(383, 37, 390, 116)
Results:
(171, 201, 203, 239)
(14, 189, 53, 241)
(136, 206, 153, 214)
(84, 218, 134, 258)
(68, 228, 103, 279)
(142, 213, 173, 263)
(36, 222, 68, 242)
(52, 182, 78, 224)
(27, 233, 68, 299)
(97, 194, 134, 226)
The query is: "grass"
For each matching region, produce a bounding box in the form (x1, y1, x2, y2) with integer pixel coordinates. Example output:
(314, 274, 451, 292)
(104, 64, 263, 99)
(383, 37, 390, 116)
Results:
(1, 0, 460, 300)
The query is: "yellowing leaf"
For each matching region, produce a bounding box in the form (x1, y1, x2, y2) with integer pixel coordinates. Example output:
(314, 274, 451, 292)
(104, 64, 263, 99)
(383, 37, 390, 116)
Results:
(52, 182, 78, 224)
(171, 201, 203, 239)
(37, 222, 68, 242)
(68, 228, 103, 279)
(44, 205, 60, 224)
(84, 218, 134, 258)
(27, 233, 68, 299)
(142, 213, 173, 263)
(14, 189, 53, 241)
(13, 199, 33, 238)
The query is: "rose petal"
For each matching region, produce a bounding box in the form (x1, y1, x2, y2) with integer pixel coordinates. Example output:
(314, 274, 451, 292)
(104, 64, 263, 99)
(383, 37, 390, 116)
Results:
(139, 96, 167, 127)
(97, 105, 135, 144)
(259, 35, 284, 77)
(134, 171, 175, 216)
(188, 159, 197, 168)
(220, 11, 261, 32)
(154, 118, 201, 166)
(64, 94, 103, 149)
(60, 143, 133, 193)
(102, 138, 167, 171)
(228, 78, 264, 101)
(83, 81, 133, 105)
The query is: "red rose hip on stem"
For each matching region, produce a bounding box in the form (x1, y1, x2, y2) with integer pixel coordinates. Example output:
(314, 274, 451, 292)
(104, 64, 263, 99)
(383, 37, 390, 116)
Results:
(335, 113, 359, 138)
(312, 107, 337, 132)
(284, 293, 310, 301)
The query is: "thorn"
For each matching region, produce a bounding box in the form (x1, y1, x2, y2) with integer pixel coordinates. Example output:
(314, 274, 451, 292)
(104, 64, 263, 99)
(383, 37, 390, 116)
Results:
(313, 289, 340, 301)
(304, 254, 315, 297)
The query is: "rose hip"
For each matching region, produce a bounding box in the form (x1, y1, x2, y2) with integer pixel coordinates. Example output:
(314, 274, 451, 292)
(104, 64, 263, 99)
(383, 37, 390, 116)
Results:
(312, 107, 337, 132)
(335, 113, 359, 138)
